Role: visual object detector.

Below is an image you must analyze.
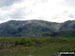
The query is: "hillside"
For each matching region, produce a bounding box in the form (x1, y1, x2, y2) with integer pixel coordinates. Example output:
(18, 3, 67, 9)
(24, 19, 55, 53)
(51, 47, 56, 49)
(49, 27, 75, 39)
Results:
(0, 37, 75, 56)
(0, 20, 75, 56)
(55, 20, 75, 37)
(0, 20, 75, 37)
(0, 20, 60, 36)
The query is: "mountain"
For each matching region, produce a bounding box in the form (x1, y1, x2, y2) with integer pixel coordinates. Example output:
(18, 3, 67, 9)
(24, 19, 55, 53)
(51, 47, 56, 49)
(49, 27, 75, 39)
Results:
(0, 20, 75, 37)
(52, 20, 75, 37)
(0, 20, 59, 36)
(59, 20, 75, 31)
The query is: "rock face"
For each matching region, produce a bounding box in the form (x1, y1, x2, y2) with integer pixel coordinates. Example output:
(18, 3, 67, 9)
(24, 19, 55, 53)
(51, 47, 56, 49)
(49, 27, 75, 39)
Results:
(0, 20, 75, 37)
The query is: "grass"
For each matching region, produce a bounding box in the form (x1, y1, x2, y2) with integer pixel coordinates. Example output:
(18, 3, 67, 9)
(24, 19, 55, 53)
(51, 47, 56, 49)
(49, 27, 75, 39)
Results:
(0, 36, 75, 56)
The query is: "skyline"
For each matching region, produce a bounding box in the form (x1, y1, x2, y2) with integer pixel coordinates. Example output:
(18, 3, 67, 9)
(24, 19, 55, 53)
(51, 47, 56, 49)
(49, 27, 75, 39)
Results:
(0, 0, 75, 23)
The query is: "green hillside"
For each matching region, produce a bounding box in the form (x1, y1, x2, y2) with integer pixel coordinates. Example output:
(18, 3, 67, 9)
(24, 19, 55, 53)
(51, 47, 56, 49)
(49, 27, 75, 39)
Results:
(0, 20, 75, 37)
(0, 20, 59, 36)
(0, 36, 75, 56)
(0, 20, 75, 56)
(59, 20, 75, 31)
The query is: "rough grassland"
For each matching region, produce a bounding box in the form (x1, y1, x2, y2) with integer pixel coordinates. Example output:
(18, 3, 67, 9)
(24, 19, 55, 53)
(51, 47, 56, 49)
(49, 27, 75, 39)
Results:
(0, 37, 75, 56)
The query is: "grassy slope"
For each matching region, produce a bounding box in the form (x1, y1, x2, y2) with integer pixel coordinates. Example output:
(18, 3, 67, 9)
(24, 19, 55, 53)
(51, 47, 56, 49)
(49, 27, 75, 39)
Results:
(0, 37, 75, 56)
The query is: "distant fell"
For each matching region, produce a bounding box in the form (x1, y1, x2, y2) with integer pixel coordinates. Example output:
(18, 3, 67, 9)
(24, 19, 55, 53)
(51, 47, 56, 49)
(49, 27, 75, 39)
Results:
(0, 20, 75, 37)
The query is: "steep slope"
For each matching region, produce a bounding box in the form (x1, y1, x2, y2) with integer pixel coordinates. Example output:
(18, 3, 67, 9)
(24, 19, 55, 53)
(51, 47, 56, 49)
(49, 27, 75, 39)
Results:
(59, 20, 75, 31)
(54, 20, 75, 37)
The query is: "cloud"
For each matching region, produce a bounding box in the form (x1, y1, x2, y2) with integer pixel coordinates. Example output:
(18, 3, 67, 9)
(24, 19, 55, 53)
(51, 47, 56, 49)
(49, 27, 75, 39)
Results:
(63, 11, 75, 19)
(9, 8, 25, 20)
(40, 0, 48, 3)
(0, 14, 10, 23)
(0, 0, 23, 7)
(0, 0, 75, 23)
(65, 0, 75, 7)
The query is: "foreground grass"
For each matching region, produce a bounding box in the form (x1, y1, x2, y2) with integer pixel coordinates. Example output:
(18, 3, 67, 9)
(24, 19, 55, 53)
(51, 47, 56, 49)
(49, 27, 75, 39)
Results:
(0, 36, 75, 56)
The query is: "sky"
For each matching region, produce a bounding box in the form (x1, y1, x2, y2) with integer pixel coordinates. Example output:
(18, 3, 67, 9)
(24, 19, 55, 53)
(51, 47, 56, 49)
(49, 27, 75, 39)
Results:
(0, 0, 75, 23)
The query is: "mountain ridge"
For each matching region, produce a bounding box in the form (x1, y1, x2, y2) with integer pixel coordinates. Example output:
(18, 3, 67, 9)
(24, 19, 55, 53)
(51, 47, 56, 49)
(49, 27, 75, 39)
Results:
(0, 20, 75, 37)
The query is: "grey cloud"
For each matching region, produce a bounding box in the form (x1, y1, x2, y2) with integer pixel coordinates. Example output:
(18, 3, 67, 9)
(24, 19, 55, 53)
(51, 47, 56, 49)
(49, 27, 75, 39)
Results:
(52, 15, 60, 19)
(9, 8, 25, 19)
(0, 0, 23, 7)
(9, 7, 33, 20)
(63, 11, 75, 19)
(0, 14, 10, 22)
(40, 0, 48, 3)
(0, 15, 7, 20)
(71, 13, 75, 19)
(68, 14, 74, 18)
(0, 5, 32, 21)
(32, 0, 48, 6)
(65, 0, 75, 7)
